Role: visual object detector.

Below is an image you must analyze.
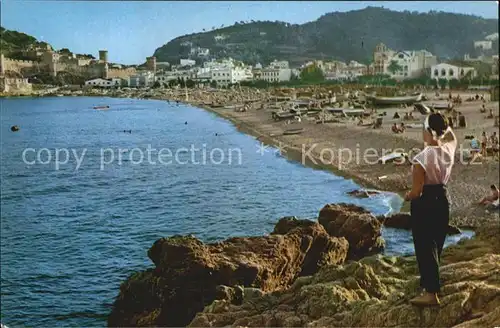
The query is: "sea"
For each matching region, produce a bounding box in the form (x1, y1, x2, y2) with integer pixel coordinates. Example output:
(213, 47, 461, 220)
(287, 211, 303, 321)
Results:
(0, 97, 474, 327)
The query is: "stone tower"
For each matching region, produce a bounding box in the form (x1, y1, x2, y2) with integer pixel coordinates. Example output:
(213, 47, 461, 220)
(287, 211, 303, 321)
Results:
(373, 43, 394, 75)
(146, 56, 156, 73)
(99, 50, 108, 64)
(42, 50, 58, 77)
(102, 63, 109, 79)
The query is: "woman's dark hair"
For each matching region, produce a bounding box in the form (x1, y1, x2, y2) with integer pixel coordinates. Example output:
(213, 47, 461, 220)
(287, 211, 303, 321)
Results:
(491, 184, 497, 190)
(427, 113, 448, 137)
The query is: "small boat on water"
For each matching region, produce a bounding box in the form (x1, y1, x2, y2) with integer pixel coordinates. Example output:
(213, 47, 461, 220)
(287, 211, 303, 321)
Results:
(283, 127, 304, 135)
(94, 105, 110, 110)
(367, 93, 422, 106)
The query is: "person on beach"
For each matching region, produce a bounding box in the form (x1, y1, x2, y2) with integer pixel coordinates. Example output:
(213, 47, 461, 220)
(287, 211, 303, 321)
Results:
(468, 136, 482, 165)
(490, 132, 499, 153)
(477, 184, 499, 205)
(481, 131, 488, 157)
(404, 113, 457, 306)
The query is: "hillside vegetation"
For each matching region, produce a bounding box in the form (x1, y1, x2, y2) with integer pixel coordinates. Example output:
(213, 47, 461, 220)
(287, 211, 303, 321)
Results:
(0, 26, 53, 60)
(153, 7, 498, 66)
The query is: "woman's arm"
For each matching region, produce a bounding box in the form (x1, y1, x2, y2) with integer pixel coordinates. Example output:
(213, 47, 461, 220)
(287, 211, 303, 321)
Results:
(441, 127, 457, 144)
(405, 164, 425, 201)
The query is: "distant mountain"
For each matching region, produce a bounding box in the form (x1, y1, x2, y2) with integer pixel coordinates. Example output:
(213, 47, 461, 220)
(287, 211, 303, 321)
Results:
(153, 7, 499, 67)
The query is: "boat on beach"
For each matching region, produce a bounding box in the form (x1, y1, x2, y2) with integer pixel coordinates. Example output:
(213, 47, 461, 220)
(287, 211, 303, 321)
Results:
(428, 102, 453, 111)
(414, 103, 433, 115)
(325, 107, 345, 114)
(272, 111, 296, 121)
(366, 93, 423, 106)
(342, 109, 367, 117)
(290, 107, 309, 115)
(283, 127, 304, 135)
(378, 152, 408, 164)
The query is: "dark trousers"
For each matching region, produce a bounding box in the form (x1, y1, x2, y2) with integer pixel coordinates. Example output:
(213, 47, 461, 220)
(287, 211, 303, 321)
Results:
(410, 184, 450, 293)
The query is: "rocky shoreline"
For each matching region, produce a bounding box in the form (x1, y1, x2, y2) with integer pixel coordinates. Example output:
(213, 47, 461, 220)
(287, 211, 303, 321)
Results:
(108, 203, 500, 327)
(189, 223, 500, 327)
(108, 204, 386, 326)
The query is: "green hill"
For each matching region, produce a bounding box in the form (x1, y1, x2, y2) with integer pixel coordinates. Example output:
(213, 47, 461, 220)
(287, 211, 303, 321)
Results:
(0, 26, 53, 60)
(153, 7, 498, 66)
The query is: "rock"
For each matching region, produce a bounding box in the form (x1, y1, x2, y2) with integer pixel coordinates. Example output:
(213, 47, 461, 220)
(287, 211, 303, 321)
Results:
(243, 287, 264, 303)
(346, 189, 381, 198)
(10, 125, 19, 132)
(382, 212, 412, 229)
(382, 213, 463, 235)
(318, 203, 384, 259)
(108, 217, 349, 327)
(446, 224, 462, 235)
(188, 224, 500, 328)
(214, 285, 243, 305)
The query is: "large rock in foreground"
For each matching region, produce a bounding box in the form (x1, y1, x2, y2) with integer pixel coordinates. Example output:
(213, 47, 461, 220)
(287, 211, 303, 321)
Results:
(108, 217, 349, 327)
(189, 224, 500, 327)
(318, 203, 384, 259)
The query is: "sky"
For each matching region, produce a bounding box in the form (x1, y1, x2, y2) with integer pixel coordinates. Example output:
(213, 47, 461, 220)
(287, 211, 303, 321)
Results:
(1, 1, 498, 64)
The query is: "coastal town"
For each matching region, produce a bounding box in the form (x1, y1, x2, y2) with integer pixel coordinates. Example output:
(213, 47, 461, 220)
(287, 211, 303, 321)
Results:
(0, 31, 499, 92)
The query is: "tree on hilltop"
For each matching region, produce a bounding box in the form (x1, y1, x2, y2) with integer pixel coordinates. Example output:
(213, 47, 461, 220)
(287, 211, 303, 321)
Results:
(387, 60, 402, 75)
(300, 64, 325, 82)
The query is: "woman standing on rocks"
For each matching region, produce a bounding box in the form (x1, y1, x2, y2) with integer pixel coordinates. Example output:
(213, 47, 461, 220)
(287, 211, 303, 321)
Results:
(404, 113, 457, 306)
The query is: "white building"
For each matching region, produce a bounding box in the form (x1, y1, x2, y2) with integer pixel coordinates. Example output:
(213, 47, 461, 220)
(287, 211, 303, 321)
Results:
(180, 59, 196, 67)
(214, 34, 227, 41)
(323, 61, 365, 81)
(204, 58, 235, 70)
(211, 67, 253, 87)
(129, 71, 155, 88)
(485, 33, 499, 41)
(430, 63, 476, 81)
(302, 60, 324, 70)
(268, 60, 289, 69)
(385, 50, 437, 79)
(474, 40, 493, 50)
(190, 47, 210, 57)
(259, 67, 292, 83)
(156, 70, 194, 84)
(84, 78, 121, 87)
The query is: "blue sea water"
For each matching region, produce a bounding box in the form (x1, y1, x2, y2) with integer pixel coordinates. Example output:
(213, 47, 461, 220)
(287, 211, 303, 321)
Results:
(0, 97, 473, 327)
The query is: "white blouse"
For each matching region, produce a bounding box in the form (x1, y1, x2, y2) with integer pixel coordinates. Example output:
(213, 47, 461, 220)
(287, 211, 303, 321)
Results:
(412, 131, 457, 185)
